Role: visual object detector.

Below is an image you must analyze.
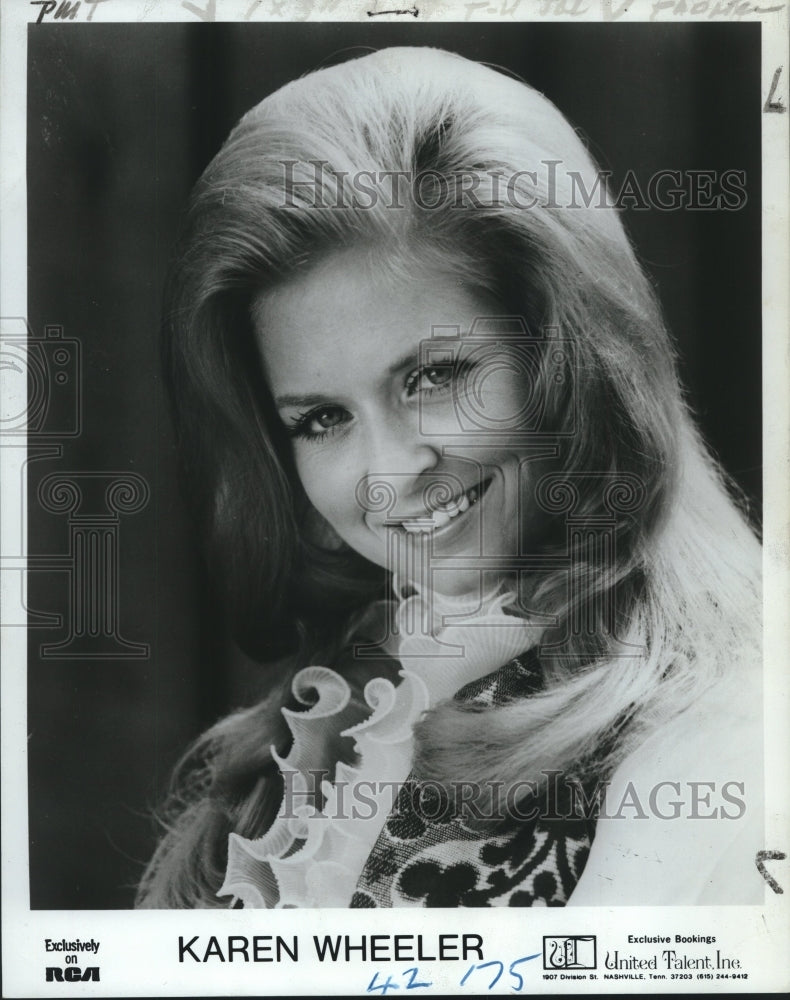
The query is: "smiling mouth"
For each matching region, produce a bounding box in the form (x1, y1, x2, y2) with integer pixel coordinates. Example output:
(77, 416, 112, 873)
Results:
(396, 477, 494, 534)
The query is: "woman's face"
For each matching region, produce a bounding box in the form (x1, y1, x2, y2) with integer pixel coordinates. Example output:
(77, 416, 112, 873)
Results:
(253, 248, 548, 596)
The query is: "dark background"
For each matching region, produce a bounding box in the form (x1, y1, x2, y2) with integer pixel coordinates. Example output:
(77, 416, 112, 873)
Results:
(26, 22, 762, 908)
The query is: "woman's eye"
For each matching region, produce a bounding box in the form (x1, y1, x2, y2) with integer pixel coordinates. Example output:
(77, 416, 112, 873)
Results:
(289, 406, 350, 441)
(405, 364, 455, 396)
(312, 407, 346, 429)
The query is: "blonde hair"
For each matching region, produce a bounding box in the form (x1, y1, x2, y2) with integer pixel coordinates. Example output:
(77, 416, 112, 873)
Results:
(138, 47, 761, 907)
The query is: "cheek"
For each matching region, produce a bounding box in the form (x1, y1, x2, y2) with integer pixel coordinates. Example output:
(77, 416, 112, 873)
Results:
(293, 450, 360, 532)
(479, 368, 529, 426)
(449, 369, 531, 444)
(418, 372, 526, 438)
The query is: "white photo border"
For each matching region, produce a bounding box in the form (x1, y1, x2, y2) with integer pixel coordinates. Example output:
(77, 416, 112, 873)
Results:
(2, 0, 788, 996)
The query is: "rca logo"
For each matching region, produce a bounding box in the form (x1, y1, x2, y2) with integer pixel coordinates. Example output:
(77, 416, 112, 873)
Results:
(45, 966, 100, 982)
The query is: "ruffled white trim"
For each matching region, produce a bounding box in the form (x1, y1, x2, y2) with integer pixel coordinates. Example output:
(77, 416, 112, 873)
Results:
(218, 586, 538, 908)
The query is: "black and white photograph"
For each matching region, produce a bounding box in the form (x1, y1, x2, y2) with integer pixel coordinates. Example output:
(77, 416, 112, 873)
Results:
(1, 1, 788, 995)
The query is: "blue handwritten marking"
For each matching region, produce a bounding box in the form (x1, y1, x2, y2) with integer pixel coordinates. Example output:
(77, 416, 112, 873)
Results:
(459, 964, 475, 987)
(370, 952, 541, 993)
(367, 970, 400, 994)
(509, 953, 542, 991)
(403, 967, 433, 989)
(477, 960, 504, 989)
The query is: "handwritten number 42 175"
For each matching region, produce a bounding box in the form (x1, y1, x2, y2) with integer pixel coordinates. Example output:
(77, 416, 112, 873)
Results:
(367, 968, 432, 993)
(367, 953, 541, 993)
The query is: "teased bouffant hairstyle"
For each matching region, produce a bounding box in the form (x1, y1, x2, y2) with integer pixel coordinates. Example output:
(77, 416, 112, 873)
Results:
(138, 47, 760, 907)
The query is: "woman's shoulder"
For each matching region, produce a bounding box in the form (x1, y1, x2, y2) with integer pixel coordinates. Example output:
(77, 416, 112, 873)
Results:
(568, 663, 764, 906)
(629, 659, 762, 781)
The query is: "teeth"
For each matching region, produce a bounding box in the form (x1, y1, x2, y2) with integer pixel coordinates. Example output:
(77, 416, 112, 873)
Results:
(434, 490, 471, 518)
(402, 520, 434, 533)
(432, 509, 451, 529)
(399, 481, 485, 533)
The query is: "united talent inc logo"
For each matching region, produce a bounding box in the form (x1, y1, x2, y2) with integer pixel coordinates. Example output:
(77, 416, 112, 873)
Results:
(542, 935, 597, 970)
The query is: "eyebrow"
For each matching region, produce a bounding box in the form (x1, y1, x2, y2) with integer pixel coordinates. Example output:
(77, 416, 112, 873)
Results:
(273, 344, 429, 410)
(274, 391, 334, 410)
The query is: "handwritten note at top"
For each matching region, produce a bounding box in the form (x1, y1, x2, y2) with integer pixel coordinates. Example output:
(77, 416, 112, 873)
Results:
(28, 0, 785, 25)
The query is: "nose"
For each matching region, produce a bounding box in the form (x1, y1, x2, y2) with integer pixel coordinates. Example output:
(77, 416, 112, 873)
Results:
(359, 412, 441, 513)
(363, 410, 440, 477)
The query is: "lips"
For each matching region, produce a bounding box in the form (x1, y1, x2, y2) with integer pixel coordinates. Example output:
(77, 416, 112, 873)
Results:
(398, 477, 493, 534)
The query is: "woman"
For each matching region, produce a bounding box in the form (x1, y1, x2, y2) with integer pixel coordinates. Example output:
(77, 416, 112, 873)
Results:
(138, 47, 762, 908)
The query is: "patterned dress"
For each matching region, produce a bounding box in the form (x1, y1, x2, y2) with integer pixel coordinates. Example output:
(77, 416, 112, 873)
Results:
(351, 654, 595, 907)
